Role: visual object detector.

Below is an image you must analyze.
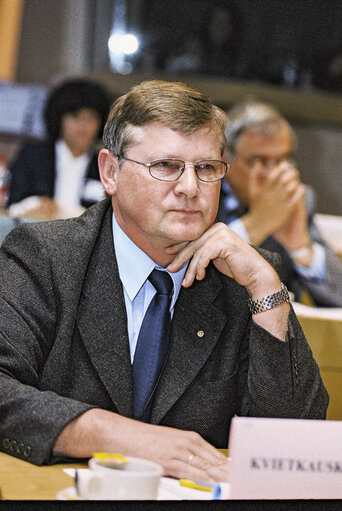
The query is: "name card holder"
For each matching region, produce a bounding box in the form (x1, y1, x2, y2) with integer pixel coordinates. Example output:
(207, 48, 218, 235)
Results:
(228, 416, 342, 499)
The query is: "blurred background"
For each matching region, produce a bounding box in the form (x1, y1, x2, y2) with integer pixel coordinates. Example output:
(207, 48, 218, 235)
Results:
(1, 0, 342, 215)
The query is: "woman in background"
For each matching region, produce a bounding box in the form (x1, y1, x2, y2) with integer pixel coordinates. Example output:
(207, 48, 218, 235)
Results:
(8, 79, 110, 219)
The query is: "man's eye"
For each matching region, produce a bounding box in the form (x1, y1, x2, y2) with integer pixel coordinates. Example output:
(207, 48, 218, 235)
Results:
(153, 161, 181, 171)
(198, 163, 214, 170)
(249, 157, 262, 166)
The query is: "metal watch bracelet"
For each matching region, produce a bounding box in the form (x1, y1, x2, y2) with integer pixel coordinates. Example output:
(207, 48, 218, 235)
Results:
(247, 283, 290, 314)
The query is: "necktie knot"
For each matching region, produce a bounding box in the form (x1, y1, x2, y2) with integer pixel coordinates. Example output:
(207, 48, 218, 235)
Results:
(149, 269, 173, 296)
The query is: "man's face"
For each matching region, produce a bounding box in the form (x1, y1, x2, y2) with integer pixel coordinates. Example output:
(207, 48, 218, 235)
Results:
(109, 121, 222, 259)
(226, 126, 293, 204)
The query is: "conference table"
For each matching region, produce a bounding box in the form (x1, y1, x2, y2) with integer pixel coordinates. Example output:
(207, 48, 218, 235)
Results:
(0, 450, 229, 501)
(0, 451, 87, 500)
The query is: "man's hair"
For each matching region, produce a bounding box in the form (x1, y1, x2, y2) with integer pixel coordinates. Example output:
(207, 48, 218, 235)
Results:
(44, 79, 111, 142)
(225, 101, 297, 159)
(103, 80, 227, 157)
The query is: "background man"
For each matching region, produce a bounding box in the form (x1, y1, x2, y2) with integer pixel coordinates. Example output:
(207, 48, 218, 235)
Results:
(0, 81, 328, 483)
(216, 101, 342, 306)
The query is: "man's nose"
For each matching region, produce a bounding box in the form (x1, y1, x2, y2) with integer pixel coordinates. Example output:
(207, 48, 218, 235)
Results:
(174, 164, 199, 198)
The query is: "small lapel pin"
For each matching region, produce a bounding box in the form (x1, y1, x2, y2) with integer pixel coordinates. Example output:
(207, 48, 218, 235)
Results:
(197, 330, 204, 338)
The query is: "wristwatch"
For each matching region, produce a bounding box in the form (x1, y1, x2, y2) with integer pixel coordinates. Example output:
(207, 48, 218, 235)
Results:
(247, 283, 290, 314)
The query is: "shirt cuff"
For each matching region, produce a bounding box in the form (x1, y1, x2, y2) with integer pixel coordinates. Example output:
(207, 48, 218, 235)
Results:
(228, 218, 251, 243)
(293, 242, 326, 282)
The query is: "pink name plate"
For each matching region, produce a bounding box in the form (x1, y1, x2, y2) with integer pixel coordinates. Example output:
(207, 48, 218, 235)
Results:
(228, 416, 342, 499)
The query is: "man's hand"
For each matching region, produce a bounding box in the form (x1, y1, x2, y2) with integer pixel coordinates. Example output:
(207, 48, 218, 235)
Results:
(242, 161, 306, 245)
(166, 223, 280, 299)
(53, 409, 229, 484)
(166, 223, 290, 340)
(273, 196, 314, 266)
(129, 419, 229, 484)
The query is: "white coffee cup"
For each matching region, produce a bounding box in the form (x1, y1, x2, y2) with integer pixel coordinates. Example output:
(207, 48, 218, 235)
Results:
(76, 456, 163, 500)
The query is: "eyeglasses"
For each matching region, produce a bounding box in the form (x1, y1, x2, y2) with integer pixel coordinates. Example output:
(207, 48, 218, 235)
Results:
(115, 154, 229, 182)
(236, 154, 297, 170)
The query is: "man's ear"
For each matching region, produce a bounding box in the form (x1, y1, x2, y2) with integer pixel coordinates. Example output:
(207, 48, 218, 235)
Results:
(98, 149, 119, 196)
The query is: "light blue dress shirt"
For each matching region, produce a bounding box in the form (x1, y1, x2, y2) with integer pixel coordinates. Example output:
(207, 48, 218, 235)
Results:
(112, 212, 188, 363)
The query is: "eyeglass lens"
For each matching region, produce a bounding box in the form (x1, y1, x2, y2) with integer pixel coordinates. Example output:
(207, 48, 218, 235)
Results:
(149, 159, 226, 182)
(246, 155, 296, 169)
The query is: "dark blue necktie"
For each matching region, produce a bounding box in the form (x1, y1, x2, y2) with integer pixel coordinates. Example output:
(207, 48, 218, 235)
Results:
(133, 269, 173, 422)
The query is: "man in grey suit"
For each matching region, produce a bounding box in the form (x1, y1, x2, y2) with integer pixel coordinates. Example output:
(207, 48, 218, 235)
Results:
(0, 80, 328, 484)
(216, 100, 342, 306)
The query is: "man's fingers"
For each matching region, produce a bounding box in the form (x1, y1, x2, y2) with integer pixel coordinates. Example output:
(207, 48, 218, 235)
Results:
(156, 427, 229, 483)
(165, 241, 189, 255)
(166, 237, 202, 273)
(177, 447, 229, 483)
(166, 242, 197, 273)
(180, 456, 229, 484)
(186, 450, 229, 483)
(167, 224, 229, 273)
(181, 248, 205, 287)
(287, 183, 306, 208)
(167, 225, 237, 283)
(167, 457, 228, 484)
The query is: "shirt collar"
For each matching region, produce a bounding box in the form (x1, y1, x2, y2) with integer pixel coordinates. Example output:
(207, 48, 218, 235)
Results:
(112, 212, 187, 307)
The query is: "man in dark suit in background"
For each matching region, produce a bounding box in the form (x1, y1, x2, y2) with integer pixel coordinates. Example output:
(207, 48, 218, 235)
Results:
(0, 81, 328, 483)
(216, 101, 342, 306)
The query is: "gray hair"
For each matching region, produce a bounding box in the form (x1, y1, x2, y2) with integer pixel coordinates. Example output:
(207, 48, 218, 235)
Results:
(225, 101, 297, 159)
(103, 80, 227, 157)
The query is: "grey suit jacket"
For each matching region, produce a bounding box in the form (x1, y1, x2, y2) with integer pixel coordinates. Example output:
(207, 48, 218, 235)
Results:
(0, 199, 328, 465)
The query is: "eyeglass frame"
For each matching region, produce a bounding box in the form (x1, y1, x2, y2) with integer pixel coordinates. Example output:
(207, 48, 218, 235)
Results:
(235, 153, 297, 170)
(114, 154, 230, 182)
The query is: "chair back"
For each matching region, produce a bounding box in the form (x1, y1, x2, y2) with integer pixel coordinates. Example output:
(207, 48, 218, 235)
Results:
(294, 302, 342, 420)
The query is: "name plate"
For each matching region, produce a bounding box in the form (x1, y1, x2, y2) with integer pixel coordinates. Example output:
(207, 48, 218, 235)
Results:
(228, 416, 342, 499)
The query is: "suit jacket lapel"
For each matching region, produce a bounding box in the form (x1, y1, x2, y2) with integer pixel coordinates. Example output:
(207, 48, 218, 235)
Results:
(151, 266, 227, 423)
(76, 207, 133, 417)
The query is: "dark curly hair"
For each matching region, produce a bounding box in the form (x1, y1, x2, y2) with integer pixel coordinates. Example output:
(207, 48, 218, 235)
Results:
(44, 79, 111, 142)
